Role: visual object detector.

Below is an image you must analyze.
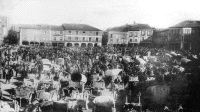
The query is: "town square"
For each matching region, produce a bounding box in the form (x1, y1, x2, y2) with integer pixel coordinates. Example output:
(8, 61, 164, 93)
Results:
(1, 0, 200, 112)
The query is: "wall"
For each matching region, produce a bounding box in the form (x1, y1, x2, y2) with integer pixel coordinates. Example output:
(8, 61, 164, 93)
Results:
(108, 31, 127, 45)
(0, 16, 8, 45)
(19, 28, 51, 45)
(61, 30, 103, 46)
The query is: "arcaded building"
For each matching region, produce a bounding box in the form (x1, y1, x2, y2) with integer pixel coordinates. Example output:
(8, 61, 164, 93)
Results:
(17, 24, 103, 47)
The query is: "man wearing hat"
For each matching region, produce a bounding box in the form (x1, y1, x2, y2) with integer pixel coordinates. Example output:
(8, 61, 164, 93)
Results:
(5, 67, 13, 84)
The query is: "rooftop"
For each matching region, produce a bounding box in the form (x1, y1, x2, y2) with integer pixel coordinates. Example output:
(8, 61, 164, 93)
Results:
(18, 24, 51, 30)
(62, 24, 101, 31)
(14, 24, 101, 31)
(50, 25, 63, 31)
(107, 23, 152, 32)
(170, 20, 200, 28)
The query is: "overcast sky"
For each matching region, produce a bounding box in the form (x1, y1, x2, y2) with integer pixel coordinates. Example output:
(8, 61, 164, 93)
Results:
(1, 0, 200, 30)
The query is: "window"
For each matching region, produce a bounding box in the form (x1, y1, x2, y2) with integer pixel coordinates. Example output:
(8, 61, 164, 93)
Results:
(69, 31, 71, 34)
(110, 34, 113, 38)
(68, 37, 71, 40)
(141, 31, 145, 36)
(60, 37, 63, 41)
(130, 39, 132, 42)
(64, 36, 67, 41)
(89, 37, 91, 41)
(54, 37, 56, 41)
(83, 31, 85, 33)
(135, 39, 137, 42)
(129, 33, 133, 37)
(75, 37, 78, 40)
(134, 32, 137, 37)
(96, 38, 98, 42)
(147, 31, 150, 35)
(76, 31, 78, 34)
(96, 32, 98, 35)
(60, 31, 62, 34)
(83, 37, 85, 41)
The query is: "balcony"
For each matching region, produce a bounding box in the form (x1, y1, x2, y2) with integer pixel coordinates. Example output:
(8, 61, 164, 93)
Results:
(54, 39, 100, 43)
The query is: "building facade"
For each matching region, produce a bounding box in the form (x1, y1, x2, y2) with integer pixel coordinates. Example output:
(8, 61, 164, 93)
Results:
(107, 23, 154, 46)
(59, 24, 103, 47)
(168, 20, 200, 50)
(17, 24, 103, 47)
(19, 25, 52, 46)
(108, 31, 128, 45)
(127, 29, 153, 45)
(0, 16, 8, 45)
(152, 29, 169, 47)
(152, 20, 200, 51)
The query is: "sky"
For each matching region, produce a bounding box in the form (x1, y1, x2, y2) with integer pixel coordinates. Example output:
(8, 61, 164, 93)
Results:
(0, 0, 200, 30)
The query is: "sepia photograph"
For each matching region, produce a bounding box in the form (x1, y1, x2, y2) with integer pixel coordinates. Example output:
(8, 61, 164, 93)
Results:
(0, 0, 200, 112)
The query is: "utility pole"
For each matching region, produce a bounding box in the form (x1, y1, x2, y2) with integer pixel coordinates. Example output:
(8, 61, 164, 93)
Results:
(138, 92, 142, 112)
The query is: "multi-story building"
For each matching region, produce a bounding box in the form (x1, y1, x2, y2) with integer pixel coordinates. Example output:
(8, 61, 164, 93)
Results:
(18, 25, 52, 46)
(152, 20, 200, 51)
(107, 23, 154, 46)
(0, 16, 9, 45)
(108, 31, 128, 45)
(61, 24, 102, 47)
(168, 20, 200, 50)
(152, 29, 169, 47)
(51, 25, 64, 46)
(16, 24, 103, 47)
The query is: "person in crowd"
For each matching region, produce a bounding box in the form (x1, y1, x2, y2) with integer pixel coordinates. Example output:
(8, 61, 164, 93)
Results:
(0, 44, 199, 112)
(5, 67, 13, 84)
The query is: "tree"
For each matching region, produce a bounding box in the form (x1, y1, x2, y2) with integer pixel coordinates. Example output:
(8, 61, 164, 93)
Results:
(3, 29, 19, 45)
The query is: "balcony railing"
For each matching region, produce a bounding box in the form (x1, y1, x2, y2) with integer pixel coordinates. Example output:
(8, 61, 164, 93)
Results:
(53, 40, 101, 42)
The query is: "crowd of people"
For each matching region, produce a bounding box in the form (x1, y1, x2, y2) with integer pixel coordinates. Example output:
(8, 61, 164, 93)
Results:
(0, 44, 200, 112)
